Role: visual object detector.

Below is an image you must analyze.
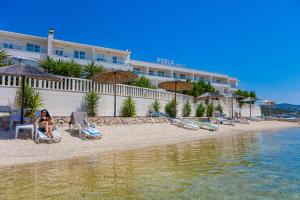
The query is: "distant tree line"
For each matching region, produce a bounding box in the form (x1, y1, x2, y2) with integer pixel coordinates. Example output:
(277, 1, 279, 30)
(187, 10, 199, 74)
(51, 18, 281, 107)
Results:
(235, 89, 257, 98)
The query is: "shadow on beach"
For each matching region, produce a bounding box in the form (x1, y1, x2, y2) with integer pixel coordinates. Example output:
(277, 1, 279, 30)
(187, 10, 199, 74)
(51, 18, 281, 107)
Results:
(0, 129, 33, 140)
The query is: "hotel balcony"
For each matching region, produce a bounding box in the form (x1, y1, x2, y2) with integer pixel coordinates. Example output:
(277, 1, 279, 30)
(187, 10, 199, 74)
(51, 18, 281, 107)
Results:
(132, 70, 148, 76)
(173, 75, 193, 81)
(0, 43, 47, 60)
(52, 51, 131, 70)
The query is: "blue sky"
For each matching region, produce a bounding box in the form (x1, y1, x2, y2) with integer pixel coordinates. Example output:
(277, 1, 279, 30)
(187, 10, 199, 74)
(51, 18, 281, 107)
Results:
(1, 0, 300, 104)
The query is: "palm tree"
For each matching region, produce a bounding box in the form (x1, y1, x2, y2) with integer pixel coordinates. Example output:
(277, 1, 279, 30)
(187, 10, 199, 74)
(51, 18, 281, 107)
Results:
(84, 61, 106, 79)
(39, 56, 54, 72)
(0, 49, 10, 67)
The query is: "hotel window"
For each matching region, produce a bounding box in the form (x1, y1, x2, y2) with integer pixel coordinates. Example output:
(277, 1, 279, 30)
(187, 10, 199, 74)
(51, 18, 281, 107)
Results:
(3, 41, 13, 49)
(74, 51, 86, 59)
(112, 56, 118, 64)
(149, 70, 154, 75)
(80, 51, 85, 59)
(180, 74, 186, 79)
(96, 54, 105, 62)
(55, 49, 63, 56)
(158, 71, 165, 77)
(26, 43, 41, 52)
(133, 68, 140, 74)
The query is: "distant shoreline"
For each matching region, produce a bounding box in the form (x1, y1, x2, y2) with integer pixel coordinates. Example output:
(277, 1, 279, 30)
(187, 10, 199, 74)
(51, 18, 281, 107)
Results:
(0, 121, 299, 168)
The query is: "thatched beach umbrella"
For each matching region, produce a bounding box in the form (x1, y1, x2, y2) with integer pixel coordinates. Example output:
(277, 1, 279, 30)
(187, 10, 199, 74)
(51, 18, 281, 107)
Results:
(0, 63, 62, 124)
(263, 99, 275, 117)
(240, 97, 258, 119)
(158, 81, 193, 117)
(196, 92, 223, 104)
(92, 70, 138, 117)
(226, 93, 244, 118)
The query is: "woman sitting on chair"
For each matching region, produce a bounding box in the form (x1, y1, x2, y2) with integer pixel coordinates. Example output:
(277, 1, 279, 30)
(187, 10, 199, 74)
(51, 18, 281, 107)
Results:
(34, 109, 53, 139)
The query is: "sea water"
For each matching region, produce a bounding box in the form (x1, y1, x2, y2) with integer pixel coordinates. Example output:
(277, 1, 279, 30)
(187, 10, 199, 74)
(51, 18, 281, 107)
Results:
(0, 128, 300, 199)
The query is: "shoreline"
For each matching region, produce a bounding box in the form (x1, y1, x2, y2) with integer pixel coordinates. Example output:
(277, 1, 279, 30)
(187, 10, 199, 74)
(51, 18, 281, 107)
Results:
(0, 121, 299, 168)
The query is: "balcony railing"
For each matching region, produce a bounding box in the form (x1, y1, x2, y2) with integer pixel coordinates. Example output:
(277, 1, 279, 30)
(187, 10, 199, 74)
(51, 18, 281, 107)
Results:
(173, 75, 193, 80)
(148, 72, 172, 78)
(211, 80, 230, 86)
(132, 70, 147, 76)
(52, 51, 128, 66)
(0, 75, 194, 103)
(0, 43, 47, 53)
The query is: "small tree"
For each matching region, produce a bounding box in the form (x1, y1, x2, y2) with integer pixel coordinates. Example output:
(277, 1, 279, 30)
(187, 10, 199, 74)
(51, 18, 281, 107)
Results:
(84, 61, 106, 79)
(206, 102, 214, 117)
(215, 104, 223, 114)
(196, 103, 205, 117)
(183, 101, 192, 117)
(249, 91, 257, 98)
(165, 99, 176, 117)
(0, 49, 10, 67)
(16, 83, 43, 118)
(152, 99, 161, 112)
(39, 56, 54, 72)
(121, 96, 136, 117)
(85, 91, 100, 117)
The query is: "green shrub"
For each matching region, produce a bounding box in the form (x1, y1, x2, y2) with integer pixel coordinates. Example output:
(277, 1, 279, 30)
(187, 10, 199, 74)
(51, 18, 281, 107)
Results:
(84, 61, 106, 79)
(40, 57, 83, 78)
(16, 83, 43, 118)
(151, 99, 161, 112)
(128, 76, 157, 89)
(235, 89, 257, 98)
(0, 49, 12, 67)
(165, 99, 176, 117)
(196, 103, 205, 117)
(183, 80, 217, 97)
(215, 104, 223, 114)
(206, 102, 214, 117)
(249, 91, 257, 98)
(121, 96, 136, 117)
(65, 60, 83, 78)
(183, 101, 192, 117)
(85, 91, 100, 117)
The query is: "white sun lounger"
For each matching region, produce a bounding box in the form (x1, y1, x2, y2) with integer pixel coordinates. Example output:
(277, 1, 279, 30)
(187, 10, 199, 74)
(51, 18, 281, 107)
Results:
(69, 112, 103, 139)
(34, 111, 61, 144)
(35, 123, 61, 143)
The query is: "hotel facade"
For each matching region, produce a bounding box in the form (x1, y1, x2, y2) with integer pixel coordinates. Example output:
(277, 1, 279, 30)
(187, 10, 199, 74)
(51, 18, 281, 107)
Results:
(0, 28, 238, 95)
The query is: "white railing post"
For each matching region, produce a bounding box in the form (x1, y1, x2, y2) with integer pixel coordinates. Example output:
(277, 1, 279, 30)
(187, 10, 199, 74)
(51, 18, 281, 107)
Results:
(28, 78, 32, 87)
(1, 76, 5, 86)
(72, 79, 75, 91)
(7, 76, 11, 86)
(63, 78, 67, 90)
(13, 76, 16, 87)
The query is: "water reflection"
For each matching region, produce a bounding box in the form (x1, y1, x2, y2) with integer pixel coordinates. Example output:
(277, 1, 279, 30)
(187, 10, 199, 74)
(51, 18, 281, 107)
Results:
(1, 129, 300, 199)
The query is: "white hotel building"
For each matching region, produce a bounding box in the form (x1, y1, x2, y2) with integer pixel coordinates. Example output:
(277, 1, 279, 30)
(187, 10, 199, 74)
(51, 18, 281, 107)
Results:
(0, 28, 238, 95)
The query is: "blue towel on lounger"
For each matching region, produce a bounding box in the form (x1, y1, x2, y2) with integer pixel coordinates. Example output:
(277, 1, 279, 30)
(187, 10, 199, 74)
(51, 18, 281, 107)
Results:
(83, 128, 101, 135)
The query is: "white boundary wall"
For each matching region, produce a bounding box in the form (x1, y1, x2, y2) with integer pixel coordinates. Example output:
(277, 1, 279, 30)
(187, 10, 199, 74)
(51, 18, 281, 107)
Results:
(0, 75, 260, 117)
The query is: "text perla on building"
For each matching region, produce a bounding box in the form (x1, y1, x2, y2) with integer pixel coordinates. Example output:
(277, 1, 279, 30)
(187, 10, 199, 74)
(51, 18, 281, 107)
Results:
(0, 28, 238, 94)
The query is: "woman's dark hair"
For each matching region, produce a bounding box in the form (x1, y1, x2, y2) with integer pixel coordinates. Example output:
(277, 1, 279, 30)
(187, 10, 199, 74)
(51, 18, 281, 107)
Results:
(41, 109, 51, 119)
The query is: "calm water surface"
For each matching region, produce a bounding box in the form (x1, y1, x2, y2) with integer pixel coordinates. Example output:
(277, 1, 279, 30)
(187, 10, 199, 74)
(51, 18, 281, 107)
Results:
(1, 128, 300, 200)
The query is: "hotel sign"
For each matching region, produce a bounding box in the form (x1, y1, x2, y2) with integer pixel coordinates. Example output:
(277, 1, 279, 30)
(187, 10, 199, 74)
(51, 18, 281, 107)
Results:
(156, 58, 185, 68)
